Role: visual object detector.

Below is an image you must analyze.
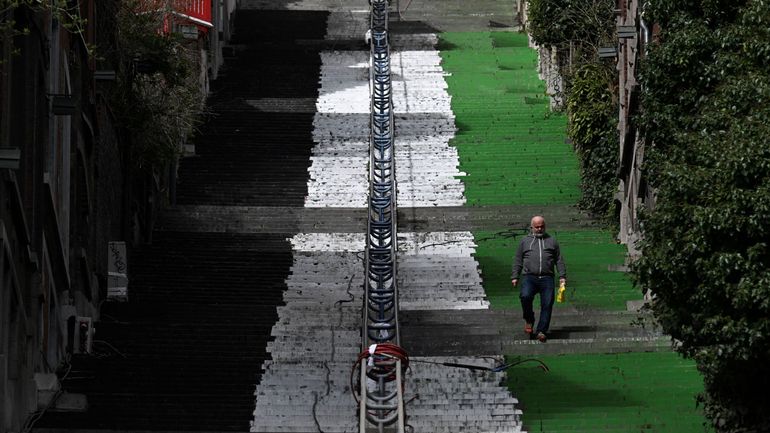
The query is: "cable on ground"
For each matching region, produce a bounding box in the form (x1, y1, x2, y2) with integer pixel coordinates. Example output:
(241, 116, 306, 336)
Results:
(416, 227, 529, 251)
(409, 356, 550, 373)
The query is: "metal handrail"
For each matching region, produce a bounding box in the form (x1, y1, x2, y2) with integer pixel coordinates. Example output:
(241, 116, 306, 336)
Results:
(359, 0, 405, 431)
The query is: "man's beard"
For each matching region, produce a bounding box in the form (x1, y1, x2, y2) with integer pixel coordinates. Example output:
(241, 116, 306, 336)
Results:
(534, 232, 544, 238)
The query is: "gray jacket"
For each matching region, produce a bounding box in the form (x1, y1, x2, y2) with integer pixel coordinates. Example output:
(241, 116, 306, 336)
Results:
(511, 234, 567, 279)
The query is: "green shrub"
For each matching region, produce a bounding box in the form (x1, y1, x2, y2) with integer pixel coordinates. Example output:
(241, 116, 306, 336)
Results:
(634, 1, 770, 431)
(526, 0, 615, 51)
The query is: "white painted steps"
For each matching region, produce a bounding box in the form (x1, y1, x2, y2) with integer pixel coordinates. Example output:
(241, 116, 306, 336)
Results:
(307, 40, 464, 208)
(252, 234, 521, 432)
(251, 4, 524, 433)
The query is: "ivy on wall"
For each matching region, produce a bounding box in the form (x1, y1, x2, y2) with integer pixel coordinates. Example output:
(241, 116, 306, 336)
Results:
(566, 63, 618, 216)
(634, 1, 770, 432)
(1, 0, 204, 167)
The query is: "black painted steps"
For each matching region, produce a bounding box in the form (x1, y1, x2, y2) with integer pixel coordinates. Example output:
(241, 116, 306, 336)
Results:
(175, 10, 329, 207)
(38, 231, 295, 431)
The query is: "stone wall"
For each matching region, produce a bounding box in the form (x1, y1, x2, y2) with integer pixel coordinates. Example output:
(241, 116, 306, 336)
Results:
(518, 0, 566, 110)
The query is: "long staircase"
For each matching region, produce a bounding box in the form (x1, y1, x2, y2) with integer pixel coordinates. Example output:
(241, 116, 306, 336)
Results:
(35, 2, 670, 433)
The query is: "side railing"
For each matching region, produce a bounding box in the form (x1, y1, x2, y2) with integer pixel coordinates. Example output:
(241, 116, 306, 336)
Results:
(358, 0, 406, 431)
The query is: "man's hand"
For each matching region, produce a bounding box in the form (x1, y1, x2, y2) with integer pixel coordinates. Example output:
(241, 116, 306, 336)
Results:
(512, 279, 518, 287)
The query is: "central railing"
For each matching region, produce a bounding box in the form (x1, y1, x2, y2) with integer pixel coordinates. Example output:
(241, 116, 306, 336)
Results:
(358, 0, 406, 431)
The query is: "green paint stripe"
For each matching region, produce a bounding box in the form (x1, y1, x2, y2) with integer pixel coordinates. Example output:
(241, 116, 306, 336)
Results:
(440, 30, 707, 433)
(506, 352, 709, 433)
(440, 32, 581, 206)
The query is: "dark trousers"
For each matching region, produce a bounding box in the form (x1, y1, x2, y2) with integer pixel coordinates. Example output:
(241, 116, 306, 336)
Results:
(520, 274, 555, 334)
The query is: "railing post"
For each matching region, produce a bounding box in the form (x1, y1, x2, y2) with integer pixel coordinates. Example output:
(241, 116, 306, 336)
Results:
(396, 359, 405, 433)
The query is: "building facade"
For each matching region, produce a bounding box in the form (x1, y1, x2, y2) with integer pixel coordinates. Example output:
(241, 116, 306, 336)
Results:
(0, 1, 230, 430)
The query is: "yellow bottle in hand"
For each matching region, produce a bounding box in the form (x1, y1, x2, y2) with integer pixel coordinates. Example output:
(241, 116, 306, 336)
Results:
(556, 281, 566, 303)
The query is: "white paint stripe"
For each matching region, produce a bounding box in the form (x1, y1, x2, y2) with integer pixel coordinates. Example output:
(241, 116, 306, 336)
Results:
(407, 357, 522, 431)
(392, 51, 453, 114)
(252, 234, 516, 432)
(252, 249, 362, 432)
(315, 52, 370, 114)
(290, 232, 489, 309)
(307, 41, 465, 207)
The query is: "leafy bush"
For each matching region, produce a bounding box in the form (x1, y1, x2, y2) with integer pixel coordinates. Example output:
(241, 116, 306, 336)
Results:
(634, 1, 770, 431)
(108, 0, 204, 168)
(526, 0, 571, 47)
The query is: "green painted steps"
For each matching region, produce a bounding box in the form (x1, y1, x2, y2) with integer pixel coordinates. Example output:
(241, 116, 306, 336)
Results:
(440, 31, 580, 207)
(474, 229, 639, 311)
(439, 29, 707, 432)
(439, 31, 642, 311)
(506, 352, 709, 433)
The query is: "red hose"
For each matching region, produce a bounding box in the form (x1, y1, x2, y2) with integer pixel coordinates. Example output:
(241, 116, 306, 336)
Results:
(351, 343, 409, 403)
